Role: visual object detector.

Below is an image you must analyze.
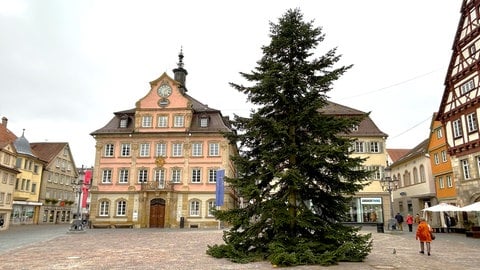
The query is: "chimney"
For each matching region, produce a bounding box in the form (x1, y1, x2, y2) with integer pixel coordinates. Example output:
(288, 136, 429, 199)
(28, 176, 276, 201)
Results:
(1, 117, 7, 127)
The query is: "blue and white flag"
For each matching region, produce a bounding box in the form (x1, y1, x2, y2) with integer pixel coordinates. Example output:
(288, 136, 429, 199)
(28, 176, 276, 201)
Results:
(215, 169, 225, 206)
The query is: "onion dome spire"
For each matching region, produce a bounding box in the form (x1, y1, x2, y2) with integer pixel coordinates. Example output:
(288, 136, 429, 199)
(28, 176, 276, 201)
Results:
(173, 47, 188, 93)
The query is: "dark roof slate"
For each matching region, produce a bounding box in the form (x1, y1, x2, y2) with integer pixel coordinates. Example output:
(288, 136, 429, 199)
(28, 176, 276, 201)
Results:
(91, 93, 232, 135)
(390, 138, 429, 166)
(321, 101, 388, 137)
(91, 110, 135, 135)
(14, 135, 35, 157)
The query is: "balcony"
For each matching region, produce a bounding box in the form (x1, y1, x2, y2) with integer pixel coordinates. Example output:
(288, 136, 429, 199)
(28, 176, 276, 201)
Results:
(140, 181, 173, 191)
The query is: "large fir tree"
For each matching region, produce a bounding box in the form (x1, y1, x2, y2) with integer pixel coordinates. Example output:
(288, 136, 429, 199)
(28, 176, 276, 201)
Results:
(207, 8, 372, 267)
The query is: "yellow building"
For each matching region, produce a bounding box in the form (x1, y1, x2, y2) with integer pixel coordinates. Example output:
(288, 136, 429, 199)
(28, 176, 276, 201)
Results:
(89, 52, 238, 228)
(321, 102, 389, 224)
(12, 131, 45, 225)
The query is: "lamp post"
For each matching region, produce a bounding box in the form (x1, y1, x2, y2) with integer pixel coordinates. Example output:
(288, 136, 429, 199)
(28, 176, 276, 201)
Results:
(70, 166, 85, 231)
(380, 167, 398, 230)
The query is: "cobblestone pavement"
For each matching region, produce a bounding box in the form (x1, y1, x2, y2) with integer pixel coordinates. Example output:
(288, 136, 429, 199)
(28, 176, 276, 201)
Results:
(1, 225, 480, 269)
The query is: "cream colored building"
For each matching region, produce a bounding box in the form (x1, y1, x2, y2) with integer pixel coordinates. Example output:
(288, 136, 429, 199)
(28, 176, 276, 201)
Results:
(436, 1, 480, 228)
(322, 102, 389, 224)
(389, 139, 435, 221)
(31, 142, 79, 224)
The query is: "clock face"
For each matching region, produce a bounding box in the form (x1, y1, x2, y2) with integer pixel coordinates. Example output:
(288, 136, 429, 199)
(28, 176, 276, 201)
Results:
(157, 84, 172, 97)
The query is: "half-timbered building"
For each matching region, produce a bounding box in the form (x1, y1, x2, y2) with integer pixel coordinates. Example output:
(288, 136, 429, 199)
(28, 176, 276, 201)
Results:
(436, 0, 480, 212)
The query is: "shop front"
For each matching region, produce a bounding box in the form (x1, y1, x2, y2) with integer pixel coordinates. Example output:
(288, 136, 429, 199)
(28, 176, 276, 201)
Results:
(346, 197, 384, 224)
(11, 201, 42, 225)
(42, 207, 72, 224)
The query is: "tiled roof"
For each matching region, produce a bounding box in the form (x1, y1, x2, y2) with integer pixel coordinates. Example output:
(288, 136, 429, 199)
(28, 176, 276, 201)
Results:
(0, 121, 17, 144)
(184, 94, 219, 112)
(321, 101, 388, 137)
(90, 109, 136, 135)
(390, 138, 429, 166)
(187, 94, 232, 131)
(31, 142, 68, 163)
(320, 101, 366, 115)
(91, 94, 232, 135)
(387, 148, 411, 163)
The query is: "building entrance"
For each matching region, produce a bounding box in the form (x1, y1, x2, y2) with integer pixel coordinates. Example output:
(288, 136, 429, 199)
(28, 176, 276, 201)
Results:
(149, 198, 165, 228)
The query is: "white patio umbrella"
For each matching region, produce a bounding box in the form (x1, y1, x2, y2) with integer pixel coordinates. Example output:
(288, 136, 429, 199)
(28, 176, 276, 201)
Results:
(423, 202, 429, 220)
(422, 203, 462, 212)
(460, 202, 480, 212)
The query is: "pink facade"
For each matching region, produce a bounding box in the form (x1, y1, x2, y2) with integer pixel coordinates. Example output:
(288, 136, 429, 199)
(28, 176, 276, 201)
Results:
(89, 52, 238, 228)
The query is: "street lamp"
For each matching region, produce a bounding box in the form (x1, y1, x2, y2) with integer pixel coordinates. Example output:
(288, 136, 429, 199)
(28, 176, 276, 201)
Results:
(70, 166, 85, 231)
(380, 167, 398, 230)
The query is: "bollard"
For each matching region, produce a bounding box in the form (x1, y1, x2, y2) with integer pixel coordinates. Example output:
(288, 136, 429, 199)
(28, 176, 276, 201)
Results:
(180, 217, 185, 228)
(376, 222, 384, 233)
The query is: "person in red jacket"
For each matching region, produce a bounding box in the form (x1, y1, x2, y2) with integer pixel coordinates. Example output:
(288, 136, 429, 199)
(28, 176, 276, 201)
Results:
(406, 214, 414, 232)
(416, 217, 433, 256)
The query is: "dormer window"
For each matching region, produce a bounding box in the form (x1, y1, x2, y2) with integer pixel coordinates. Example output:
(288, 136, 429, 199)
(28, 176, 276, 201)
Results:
(200, 116, 209, 127)
(119, 115, 129, 128)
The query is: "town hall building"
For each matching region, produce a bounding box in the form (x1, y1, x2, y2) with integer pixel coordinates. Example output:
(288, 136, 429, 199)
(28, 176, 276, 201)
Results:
(89, 51, 238, 228)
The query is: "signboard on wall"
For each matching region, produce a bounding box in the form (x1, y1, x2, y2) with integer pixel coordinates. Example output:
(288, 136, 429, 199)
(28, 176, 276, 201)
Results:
(361, 198, 382, 204)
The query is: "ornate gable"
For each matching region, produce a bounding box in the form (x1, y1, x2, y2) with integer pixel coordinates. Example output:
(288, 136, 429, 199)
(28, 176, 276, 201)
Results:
(438, 0, 480, 119)
(437, 0, 480, 157)
(136, 73, 190, 110)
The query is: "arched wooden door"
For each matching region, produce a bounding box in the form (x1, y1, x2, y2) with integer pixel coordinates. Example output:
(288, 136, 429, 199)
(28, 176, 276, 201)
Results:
(149, 198, 165, 228)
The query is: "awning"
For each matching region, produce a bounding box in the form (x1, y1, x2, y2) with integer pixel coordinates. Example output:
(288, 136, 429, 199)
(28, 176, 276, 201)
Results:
(421, 203, 462, 212)
(13, 201, 43, 206)
(460, 202, 480, 212)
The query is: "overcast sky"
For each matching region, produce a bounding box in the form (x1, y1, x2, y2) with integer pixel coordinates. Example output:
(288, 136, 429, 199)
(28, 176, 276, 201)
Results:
(0, 0, 461, 167)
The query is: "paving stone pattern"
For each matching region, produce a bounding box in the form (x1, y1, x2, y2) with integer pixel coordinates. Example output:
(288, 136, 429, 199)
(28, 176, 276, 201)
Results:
(0, 225, 480, 269)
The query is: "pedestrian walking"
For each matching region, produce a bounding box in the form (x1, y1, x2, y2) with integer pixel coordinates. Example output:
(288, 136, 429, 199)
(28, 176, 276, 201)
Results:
(395, 212, 404, 231)
(414, 213, 420, 224)
(416, 217, 433, 256)
(406, 213, 414, 232)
